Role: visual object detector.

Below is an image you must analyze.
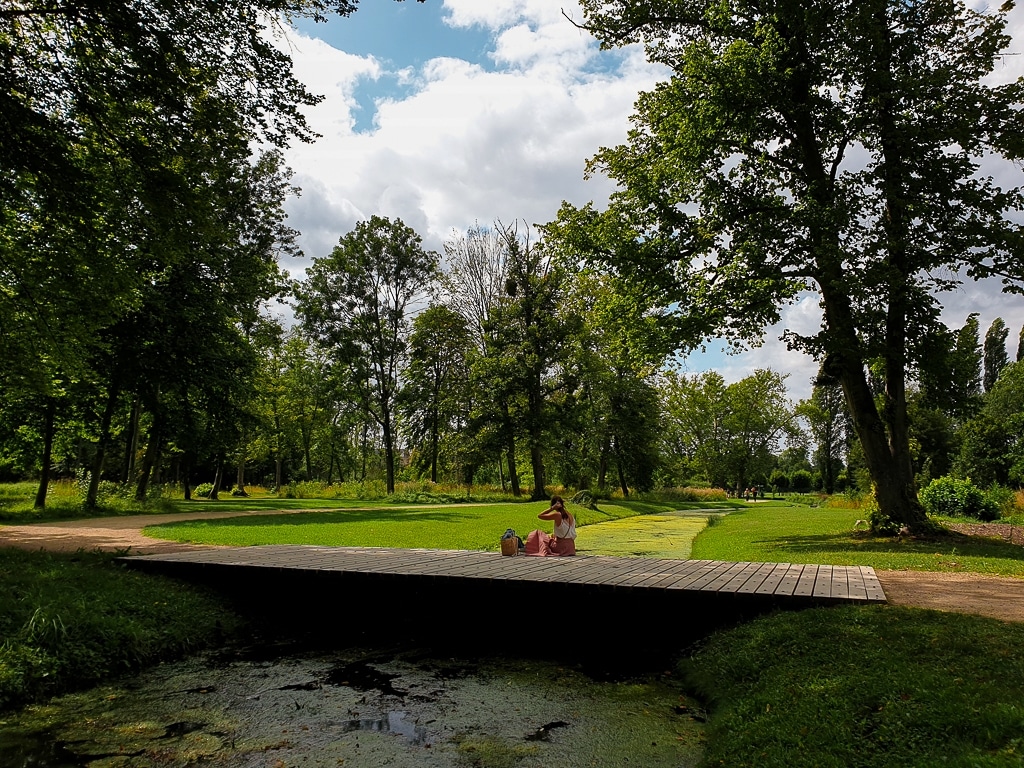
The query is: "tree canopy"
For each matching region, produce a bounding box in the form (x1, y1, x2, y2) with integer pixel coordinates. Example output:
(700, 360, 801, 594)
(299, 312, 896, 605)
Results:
(554, 0, 1024, 530)
(296, 215, 438, 494)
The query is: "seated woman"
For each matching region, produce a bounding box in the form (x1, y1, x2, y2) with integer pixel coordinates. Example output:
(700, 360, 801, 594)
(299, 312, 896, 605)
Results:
(525, 495, 576, 556)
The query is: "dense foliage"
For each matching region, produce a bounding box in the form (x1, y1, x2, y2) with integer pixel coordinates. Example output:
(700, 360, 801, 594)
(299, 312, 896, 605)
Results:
(553, 0, 1024, 530)
(919, 476, 999, 521)
(0, 549, 235, 710)
(2, 1, 1022, 514)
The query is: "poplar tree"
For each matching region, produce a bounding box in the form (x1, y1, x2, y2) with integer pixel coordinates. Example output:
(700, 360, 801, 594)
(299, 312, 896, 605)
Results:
(984, 317, 1010, 393)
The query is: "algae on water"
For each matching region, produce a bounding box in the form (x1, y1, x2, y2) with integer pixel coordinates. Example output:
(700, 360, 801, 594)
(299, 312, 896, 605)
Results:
(1, 646, 704, 767)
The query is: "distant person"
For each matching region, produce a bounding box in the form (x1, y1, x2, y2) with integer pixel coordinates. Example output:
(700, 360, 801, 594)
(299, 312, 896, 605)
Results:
(525, 495, 576, 556)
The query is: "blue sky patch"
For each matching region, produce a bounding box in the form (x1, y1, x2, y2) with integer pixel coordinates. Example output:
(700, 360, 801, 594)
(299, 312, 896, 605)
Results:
(292, 2, 495, 71)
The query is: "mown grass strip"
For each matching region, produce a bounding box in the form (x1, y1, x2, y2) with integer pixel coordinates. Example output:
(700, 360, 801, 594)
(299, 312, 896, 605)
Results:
(691, 504, 1024, 577)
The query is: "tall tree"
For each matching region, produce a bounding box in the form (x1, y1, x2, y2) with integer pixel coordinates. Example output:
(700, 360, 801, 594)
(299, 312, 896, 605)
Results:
(297, 215, 437, 494)
(1, 0, 361, 392)
(796, 381, 847, 494)
(554, 270, 670, 495)
(436, 224, 522, 494)
(956, 361, 1024, 487)
(662, 369, 794, 491)
(490, 222, 574, 500)
(557, 0, 1024, 530)
(399, 305, 471, 483)
(662, 371, 731, 489)
(984, 317, 1010, 393)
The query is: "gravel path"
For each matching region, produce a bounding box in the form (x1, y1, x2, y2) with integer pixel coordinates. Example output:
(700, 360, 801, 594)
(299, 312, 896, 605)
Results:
(3, 512, 1023, 623)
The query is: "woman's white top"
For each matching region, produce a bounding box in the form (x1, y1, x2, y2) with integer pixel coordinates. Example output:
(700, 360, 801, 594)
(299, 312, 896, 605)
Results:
(553, 516, 577, 540)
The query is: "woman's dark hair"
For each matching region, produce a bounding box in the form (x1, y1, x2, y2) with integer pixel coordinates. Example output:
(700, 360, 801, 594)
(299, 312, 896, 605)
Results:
(550, 495, 568, 520)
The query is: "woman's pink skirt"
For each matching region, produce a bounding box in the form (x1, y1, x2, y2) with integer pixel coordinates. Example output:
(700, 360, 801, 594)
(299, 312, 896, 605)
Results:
(525, 529, 576, 556)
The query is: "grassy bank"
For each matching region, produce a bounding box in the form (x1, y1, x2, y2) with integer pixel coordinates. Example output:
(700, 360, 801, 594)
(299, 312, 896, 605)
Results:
(140, 498, 688, 549)
(0, 549, 237, 711)
(683, 606, 1024, 767)
(692, 501, 1024, 577)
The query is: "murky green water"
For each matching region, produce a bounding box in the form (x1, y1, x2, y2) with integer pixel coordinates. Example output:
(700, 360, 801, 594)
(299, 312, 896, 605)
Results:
(0, 643, 704, 767)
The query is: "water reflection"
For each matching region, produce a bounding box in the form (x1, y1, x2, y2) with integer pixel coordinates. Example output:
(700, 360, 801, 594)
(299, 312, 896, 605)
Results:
(343, 711, 428, 745)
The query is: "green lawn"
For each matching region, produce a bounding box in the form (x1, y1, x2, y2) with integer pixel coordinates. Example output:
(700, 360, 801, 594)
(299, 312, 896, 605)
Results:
(684, 605, 1024, 768)
(141, 499, 691, 550)
(144, 498, 1024, 577)
(691, 501, 1024, 577)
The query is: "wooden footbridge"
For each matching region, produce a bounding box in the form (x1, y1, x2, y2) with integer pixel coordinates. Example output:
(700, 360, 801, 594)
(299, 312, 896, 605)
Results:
(124, 546, 885, 645)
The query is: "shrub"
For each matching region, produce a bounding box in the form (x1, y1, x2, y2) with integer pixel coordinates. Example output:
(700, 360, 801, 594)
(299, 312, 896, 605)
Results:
(193, 483, 214, 498)
(769, 471, 790, 492)
(984, 485, 1018, 517)
(790, 470, 814, 492)
(865, 490, 901, 535)
(919, 476, 999, 521)
(652, 486, 729, 503)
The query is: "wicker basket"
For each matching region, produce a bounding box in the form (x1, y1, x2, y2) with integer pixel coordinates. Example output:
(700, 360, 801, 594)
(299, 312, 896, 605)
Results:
(500, 538, 518, 556)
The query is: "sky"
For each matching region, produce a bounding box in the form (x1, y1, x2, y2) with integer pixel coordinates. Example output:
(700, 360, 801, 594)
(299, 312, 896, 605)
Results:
(275, 0, 1024, 402)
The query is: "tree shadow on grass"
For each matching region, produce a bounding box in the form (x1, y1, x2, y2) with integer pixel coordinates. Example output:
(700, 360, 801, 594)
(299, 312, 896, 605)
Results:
(179, 499, 413, 513)
(153, 507, 474, 531)
(762, 530, 1024, 563)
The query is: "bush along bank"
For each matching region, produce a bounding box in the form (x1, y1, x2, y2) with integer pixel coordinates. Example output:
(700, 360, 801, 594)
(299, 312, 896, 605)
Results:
(0, 548, 238, 711)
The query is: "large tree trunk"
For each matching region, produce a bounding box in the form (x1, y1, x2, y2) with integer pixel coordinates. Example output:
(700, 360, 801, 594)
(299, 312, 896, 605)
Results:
(210, 453, 225, 500)
(121, 395, 141, 485)
(529, 444, 546, 501)
(383, 407, 396, 494)
(505, 439, 521, 497)
(852, 0, 927, 531)
(820, 280, 927, 531)
(501, 400, 521, 497)
(598, 436, 610, 490)
(236, 457, 246, 495)
(302, 425, 313, 480)
(134, 410, 163, 502)
(429, 404, 439, 484)
(33, 398, 56, 509)
(613, 436, 629, 498)
(86, 383, 120, 510)
(182, 455, 192, 501)
(527, 372, 546, 501)
(359, 422, 368, 481)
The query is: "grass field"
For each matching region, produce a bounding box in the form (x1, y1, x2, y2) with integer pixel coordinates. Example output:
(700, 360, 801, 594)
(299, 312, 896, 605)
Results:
(141, 499, 705, 552)
(683, 605, 1024, 767)
(691, 501, 1024, 577)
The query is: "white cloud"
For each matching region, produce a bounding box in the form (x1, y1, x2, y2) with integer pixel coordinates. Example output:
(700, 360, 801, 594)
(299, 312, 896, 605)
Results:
(442, 0, 575, 30)
(279, 15, 665, 257)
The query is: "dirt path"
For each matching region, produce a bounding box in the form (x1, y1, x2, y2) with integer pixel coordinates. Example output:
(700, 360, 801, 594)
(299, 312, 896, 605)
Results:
(3, 512, 1023, 623)
(0, 510, 308, 555)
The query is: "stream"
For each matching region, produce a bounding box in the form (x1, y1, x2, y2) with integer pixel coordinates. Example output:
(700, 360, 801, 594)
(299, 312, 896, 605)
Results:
(0, 639, 705, 767)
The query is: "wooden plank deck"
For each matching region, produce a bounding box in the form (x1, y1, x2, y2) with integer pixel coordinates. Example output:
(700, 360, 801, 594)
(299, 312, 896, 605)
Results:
(123, 546, 886, 606)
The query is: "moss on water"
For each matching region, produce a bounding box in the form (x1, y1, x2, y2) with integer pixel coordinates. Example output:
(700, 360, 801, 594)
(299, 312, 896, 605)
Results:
(580, 511, 713, 558)
(0, 647, 704, 767)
